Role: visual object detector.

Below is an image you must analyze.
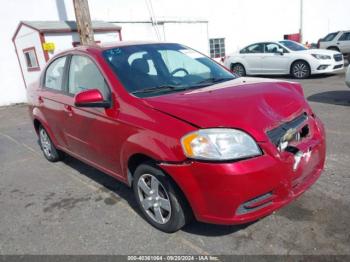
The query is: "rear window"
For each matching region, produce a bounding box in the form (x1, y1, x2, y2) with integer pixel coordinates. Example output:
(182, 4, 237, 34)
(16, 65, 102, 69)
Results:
(339, 32, 350, 41)
(44, 56, 67, 91)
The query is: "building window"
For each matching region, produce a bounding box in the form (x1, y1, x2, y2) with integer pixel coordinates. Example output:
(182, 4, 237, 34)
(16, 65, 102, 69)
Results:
(209, 38, 225, 58)
(23, 47, 39, 71)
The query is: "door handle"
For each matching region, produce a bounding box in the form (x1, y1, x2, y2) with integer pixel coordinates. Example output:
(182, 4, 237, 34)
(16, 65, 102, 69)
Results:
(64, 105, 73, 116)
(38, 96, 44, 104)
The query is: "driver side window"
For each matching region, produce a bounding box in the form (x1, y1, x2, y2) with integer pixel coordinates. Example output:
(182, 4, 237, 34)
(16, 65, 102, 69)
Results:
(68, 55, 110, 99)
(265, 43, 284, 53)
(159, 50, 210, 78)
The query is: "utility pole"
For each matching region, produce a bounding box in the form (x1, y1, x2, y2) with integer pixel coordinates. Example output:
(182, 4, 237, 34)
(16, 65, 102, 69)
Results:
(72, 0, 95, 45)
(299, 0, 303, 43)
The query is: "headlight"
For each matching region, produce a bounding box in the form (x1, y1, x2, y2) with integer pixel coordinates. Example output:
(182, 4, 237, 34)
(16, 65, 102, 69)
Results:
(312, 54, 331, 60)
(181, 128, 261, 161)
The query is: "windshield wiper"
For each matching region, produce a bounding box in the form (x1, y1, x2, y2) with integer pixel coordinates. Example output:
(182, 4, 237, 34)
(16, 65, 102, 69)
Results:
(131, 85, 187, 94)
(197, 77, 234, 85)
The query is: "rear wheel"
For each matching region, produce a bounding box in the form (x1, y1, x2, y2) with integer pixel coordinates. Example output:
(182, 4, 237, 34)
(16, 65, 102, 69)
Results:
(231, 63, 246, 76)
(291, 61, 310, 79)
(39, 126, 63, 162)
(133, 163, 189, 233)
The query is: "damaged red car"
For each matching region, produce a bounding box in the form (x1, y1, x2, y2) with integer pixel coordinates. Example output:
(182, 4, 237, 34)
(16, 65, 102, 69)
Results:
(27, 42, 326, 232)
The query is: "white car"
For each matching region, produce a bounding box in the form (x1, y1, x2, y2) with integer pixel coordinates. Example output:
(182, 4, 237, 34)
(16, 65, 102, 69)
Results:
(318, 31, 350, 54)
(224, 40, 344, 79)
(346, 66, 350, 88)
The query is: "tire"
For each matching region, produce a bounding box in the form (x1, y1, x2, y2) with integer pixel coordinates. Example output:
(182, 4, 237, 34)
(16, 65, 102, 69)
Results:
(291, 60, 310, 79)
(231, 63, 246, 77)
(133, 162, 189, 233)
(38, 126, 63, 162)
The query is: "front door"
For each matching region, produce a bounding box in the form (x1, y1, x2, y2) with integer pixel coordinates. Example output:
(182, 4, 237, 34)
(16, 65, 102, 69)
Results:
(63, 54, 123, 178)
(260, 43, 290, 74)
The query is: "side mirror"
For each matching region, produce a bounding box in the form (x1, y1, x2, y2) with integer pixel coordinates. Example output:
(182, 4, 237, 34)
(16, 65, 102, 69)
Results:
(277, 49, 284, 55)
(74, 89, 111, 108)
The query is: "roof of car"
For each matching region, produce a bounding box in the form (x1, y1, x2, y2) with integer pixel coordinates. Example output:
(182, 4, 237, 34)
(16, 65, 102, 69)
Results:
(50, 41, 181, 58)
(70, 41, 179, 51)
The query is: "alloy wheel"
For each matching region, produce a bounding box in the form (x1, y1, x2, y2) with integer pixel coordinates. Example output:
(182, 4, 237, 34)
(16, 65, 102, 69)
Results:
(137, 174, 172, 224)
(293, 62, 309, 79)
(232, 64, 245, 76)
(40, 128, 52, 158)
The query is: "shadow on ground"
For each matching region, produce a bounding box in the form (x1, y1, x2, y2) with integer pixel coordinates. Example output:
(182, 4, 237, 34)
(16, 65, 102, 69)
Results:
(307, 90, 350, 106)
(61, 155, 252, 236)
(252, 73, 338, 80)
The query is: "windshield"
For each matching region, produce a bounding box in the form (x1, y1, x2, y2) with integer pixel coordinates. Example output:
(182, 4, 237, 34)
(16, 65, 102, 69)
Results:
(279, 40, 307, 51)
(103, 43, 235, 97)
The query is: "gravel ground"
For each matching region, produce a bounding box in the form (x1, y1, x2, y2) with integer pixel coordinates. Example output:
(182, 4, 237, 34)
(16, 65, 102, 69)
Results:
(0, 70, 349, 255)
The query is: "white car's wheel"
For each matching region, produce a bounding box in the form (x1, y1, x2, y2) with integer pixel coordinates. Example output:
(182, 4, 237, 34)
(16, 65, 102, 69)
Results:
(291, 61, 310, 79)
(231, 63, 246, 77)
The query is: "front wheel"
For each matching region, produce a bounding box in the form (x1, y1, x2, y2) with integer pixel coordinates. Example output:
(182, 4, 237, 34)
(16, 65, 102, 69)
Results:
(133, 163, 189, 233)
(291, 61, 310, 79)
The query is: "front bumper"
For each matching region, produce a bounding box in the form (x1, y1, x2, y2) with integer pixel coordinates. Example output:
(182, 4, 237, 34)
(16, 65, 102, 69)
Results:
(311, 60, 344, 74)
(160, 116, 326, 225)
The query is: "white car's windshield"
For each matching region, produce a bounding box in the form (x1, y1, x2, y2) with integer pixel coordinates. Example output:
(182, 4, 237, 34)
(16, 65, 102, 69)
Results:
(279, 40, 307, 51)
(103, 43, 235, 97)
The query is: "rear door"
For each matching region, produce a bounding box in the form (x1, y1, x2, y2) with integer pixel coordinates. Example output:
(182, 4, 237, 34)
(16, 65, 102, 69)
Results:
(40, 56, 69, 148)
(240, 43, 264, 74)
(260, 43, 290, 74)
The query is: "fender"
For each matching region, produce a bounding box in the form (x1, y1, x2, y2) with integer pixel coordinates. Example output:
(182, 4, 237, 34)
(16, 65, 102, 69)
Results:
(119, 130, 187, 183)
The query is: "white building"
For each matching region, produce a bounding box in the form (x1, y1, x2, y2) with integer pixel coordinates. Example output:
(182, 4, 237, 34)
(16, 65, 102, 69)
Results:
(1, 0, 349, 106)
(13, 21, 121, 90)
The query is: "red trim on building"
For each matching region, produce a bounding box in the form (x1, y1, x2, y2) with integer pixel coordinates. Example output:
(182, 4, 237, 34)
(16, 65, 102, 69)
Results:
(39, 33, 50, 62)
(13, 43, 27, 88)
(23, 47, 40, 72)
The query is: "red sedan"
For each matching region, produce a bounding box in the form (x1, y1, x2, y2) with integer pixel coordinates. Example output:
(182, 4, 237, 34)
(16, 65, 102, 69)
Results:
(27, 42, 326, 232)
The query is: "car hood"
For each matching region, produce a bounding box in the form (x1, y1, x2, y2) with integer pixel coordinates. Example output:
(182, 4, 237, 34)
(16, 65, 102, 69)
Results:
(140, 77, 309, 142)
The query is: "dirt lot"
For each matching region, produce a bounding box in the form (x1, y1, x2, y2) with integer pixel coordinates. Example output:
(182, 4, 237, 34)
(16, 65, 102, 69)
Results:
(0, 71, 349, 255)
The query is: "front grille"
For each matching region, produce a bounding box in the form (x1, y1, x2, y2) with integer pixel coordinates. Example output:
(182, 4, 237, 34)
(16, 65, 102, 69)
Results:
(267, 113, 308, 147)
(334, 54, 343, 62)
(333, 64, 343, 69)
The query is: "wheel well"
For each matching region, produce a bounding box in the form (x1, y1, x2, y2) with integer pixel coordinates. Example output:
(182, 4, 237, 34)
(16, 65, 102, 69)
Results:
(127, 153, 194, 221)
(327, 46, 340, 51)
(127, 154, 156, 180)
(290, 59, 311, 74)
(230, 62, 244, 71)
(33, 119, 41, 134)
